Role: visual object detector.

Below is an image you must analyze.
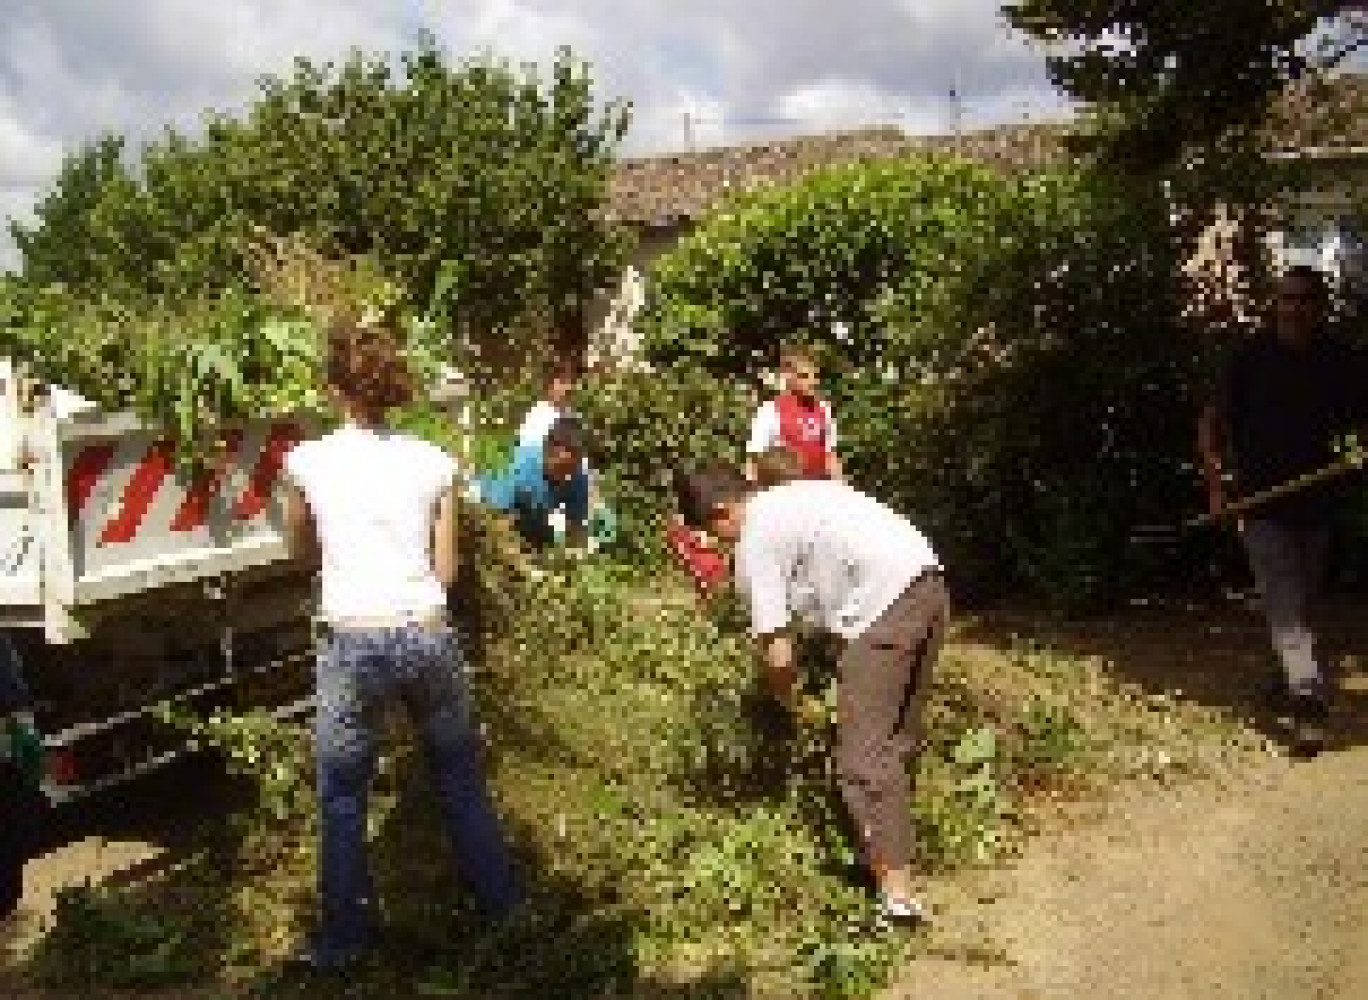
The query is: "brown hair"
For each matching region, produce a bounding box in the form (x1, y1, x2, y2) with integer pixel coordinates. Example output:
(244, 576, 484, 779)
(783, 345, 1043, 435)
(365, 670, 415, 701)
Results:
(325, 312, 414, 422)
(673, 463, 751, 531)
(752, 446, 802, 488)
(546, 356, 581, 388)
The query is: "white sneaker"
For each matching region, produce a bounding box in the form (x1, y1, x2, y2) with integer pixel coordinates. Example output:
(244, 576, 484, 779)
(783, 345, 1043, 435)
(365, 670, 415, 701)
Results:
(879, 893, 927, 925)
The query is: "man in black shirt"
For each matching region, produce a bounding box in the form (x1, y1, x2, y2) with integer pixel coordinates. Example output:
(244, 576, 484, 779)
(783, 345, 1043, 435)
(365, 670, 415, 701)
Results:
(1198, 265, 1366, 754)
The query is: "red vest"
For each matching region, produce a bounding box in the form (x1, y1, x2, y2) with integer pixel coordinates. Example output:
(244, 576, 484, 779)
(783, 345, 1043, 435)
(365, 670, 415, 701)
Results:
(774, 391, 831, 478)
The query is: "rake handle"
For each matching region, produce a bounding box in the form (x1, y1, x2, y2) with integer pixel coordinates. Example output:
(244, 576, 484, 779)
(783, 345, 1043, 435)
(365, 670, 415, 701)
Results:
(1185, 456, 1365, 530)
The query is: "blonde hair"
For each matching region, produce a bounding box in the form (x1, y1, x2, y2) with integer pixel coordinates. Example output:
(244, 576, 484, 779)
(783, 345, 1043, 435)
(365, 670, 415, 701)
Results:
(779, 344, 817, 371)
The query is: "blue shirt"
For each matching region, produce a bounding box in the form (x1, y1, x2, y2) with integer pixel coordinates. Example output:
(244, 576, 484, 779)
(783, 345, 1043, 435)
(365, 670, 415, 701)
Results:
(0, 631, 30, 715)
(480, 442, 590, 527)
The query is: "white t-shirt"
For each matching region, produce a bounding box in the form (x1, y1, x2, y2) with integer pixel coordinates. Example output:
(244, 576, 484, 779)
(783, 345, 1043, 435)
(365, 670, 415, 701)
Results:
(515, 401, 592, 477)
(284, 425, 457, 623)
(734, 479, 939, 640)
(47, 386, 98, 419)
(516, 401, 563, 448)
(745, 398, 838, 454)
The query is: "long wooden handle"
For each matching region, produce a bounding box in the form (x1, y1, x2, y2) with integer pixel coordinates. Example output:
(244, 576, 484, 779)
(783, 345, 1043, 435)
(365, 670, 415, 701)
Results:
(1185, 456, 1365, 529)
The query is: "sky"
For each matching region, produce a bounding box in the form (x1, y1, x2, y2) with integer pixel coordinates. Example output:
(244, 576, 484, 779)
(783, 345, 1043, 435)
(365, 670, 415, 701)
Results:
(0, 0, 1081, 272)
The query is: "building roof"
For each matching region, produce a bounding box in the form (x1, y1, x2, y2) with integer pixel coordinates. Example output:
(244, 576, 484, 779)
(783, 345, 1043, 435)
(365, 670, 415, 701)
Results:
(604, 74, 1368, 227)
(604, 122, 1072, 227)
(1267, 71, 1368, 154)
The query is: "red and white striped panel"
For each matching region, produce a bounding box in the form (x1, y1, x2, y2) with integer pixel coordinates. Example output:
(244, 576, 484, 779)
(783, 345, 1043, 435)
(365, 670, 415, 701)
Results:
(62, 421, 305, 573)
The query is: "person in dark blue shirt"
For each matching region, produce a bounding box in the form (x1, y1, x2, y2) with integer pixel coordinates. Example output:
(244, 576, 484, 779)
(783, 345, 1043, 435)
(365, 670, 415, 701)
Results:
(1198, 265, 1368, 755)
(2, 630, 38, 920)
(0, 632, 30, 719)
(479, 416, 591, 552)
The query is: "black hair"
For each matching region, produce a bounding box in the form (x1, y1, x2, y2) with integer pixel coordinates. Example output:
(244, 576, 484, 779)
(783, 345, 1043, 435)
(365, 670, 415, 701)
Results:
(674, 463, 751, 531)
(1280, 265, 1329, 299)
(544, 415, 588, 455)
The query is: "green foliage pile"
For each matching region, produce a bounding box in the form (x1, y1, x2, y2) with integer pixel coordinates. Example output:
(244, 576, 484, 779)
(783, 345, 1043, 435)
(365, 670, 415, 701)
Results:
(22, 556, 1264, 999)
(634, 156, 1225, 610)
(0, 234, 434, 469)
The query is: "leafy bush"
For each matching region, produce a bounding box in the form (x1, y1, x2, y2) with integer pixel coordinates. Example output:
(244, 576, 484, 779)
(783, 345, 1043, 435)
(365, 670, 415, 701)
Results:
(637, 158, 1216, 611)
(639, 155, 1019, 378)
(572, 362, 756, 563)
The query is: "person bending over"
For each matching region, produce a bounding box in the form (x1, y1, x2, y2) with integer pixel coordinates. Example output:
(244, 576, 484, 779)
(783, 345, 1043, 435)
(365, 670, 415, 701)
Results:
(479, 416, 591, 554)
(674, 462, 948, 924)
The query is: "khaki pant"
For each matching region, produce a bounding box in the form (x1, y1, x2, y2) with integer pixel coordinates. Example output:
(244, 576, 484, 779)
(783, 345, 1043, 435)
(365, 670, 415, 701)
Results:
(835, 571, 949, 871)
(1240, 519, 1330, 696)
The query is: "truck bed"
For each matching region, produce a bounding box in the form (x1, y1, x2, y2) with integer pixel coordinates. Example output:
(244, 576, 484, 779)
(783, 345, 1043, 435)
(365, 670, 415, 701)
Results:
(8, 406, 314, 642)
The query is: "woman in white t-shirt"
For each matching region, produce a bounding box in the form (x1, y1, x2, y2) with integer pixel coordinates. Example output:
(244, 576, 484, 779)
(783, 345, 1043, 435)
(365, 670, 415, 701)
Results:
(282, 313, 520, 970)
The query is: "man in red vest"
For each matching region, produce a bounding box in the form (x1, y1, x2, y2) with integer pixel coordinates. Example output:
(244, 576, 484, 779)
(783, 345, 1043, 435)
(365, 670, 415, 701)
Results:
(744, 345, 843, 482)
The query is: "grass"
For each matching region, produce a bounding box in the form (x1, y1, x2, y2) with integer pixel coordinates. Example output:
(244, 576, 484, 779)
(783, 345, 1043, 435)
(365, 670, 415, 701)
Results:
(7, 541, 1277, 1000)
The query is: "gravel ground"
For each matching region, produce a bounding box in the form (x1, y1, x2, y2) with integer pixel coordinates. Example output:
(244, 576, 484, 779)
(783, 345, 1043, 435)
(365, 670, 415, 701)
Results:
(891, 731, 1368, 999)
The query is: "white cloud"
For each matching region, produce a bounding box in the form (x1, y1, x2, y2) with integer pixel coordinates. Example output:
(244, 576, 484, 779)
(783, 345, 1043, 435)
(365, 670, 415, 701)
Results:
(777, 78, 949, 135)
(0, 0, 1069, 272)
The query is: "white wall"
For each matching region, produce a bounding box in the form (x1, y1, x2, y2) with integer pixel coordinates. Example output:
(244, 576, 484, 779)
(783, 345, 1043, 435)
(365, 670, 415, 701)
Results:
(586, 226, 687, 372)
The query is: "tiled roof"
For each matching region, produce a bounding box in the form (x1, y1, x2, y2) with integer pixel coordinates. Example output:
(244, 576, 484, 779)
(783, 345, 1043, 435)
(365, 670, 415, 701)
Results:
(1266, 72, 1368, 153)
(605, 122, 1072, 227)
(605, 74, 1368, 226)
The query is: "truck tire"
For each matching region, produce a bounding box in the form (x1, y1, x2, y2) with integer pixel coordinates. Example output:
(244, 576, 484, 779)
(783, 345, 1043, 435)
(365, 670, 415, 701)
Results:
(0, 758, 44, 920)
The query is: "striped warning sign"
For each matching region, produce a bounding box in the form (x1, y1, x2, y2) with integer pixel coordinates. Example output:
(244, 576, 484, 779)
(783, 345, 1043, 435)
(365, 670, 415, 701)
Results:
(63, 422, 305, 547)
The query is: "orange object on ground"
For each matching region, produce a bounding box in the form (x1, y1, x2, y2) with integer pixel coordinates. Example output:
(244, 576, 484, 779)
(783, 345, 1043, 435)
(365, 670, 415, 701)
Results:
(665, 520, 728, 593)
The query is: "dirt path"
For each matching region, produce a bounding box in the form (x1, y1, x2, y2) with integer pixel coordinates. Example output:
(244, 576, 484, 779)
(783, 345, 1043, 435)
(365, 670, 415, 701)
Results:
(891, 742, 1368, 1000)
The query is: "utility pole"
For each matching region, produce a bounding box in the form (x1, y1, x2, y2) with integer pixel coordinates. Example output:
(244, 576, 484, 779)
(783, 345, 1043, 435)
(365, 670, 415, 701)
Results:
(682, 110, 695, 152)
(949, 72, 963, 153)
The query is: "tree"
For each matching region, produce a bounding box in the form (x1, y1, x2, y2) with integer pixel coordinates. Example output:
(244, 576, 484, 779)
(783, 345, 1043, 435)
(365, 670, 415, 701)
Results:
(9, 134, 135, 290)
(1002, 1, 1368, 169)
(7, 35, 632, 365)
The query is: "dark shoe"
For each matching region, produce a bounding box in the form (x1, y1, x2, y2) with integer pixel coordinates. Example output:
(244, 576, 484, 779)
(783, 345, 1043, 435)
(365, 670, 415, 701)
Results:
(1261, 673, 1291, 715)
(825, 857, 878, 896)
(1290, 692, 1329, 757)
(285, 935, 376, 973)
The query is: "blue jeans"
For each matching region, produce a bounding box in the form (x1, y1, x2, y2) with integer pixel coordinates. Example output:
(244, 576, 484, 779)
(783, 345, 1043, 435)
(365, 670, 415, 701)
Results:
(313, 623, 520, 957)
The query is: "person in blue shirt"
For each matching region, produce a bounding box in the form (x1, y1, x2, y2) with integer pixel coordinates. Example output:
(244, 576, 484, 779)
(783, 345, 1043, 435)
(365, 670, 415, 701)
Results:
(2, 630, 38, 920)
(480, 416, 591, 552)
